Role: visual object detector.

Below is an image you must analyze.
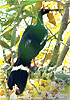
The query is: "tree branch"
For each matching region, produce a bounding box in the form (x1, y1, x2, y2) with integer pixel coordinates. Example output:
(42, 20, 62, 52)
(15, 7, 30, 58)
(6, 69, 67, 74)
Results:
(56, 37, 70, 66)
(49, 2, 69, 66)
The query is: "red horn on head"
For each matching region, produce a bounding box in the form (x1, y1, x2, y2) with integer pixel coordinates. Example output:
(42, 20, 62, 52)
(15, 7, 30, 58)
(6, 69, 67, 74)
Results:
(43, 1, 45, 10)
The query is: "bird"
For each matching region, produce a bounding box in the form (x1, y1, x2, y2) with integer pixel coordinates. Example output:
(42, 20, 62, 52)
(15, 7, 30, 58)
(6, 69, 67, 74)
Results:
(8, 4, 50, 95)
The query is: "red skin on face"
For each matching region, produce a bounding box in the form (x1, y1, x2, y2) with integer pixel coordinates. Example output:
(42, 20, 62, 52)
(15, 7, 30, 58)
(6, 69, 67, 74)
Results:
(43, 4, 45, 10)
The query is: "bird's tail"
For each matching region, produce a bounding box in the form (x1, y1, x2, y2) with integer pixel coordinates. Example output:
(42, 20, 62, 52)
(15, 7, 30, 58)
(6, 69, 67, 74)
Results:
(8, 68, 28, 95)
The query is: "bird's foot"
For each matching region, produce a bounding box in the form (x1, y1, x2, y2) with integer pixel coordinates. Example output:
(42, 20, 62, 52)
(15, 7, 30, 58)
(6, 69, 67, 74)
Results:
(13, 84, 20, 94)
(30, 65, 38, 72)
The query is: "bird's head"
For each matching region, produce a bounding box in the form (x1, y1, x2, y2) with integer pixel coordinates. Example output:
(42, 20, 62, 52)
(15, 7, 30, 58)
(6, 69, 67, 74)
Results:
(38, 2, 63, 24)
(37, 2, 50, 24)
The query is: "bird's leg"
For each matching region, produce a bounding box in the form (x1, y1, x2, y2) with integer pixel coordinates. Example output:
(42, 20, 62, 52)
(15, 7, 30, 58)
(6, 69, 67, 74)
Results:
(30, 58, 37, 68)
(30, 58, 38, 72)
(33, 58, 37, 67)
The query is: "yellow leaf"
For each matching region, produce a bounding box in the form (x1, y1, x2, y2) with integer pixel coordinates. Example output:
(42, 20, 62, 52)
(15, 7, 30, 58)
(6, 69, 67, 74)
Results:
(49, 85, 55, 90)
(20, 30, 24, 38)
(63, 58, 68, 66)
(39, 86, 46, 91)
(0, 70, 5, 82)
(45, 86, 50, 91)
(54, 12, 62, 23)
(34, 80, 39, 87)
(46, 53, 52, 60)
(27, 81, 32, 88)
(0, 90, 4, 96)
(63, 31, 70, 43)
(43, 48, 47, 51)
(47, 12, 56, 25)
(0, 70, 5, 77)
(25, 5, 31, 11)
(6, 26, 11, 30)
(0, 98, 6, 100)
(32, 92, 40, 97)
(46, 79, 51, 83)
(1, 4, 10, 9)
(23, 90, 29, 96)
(32, 89, 40, 97)
(0, 59, 4, 66)
(50, 44, 54, 49)
(37, 53, 44, 60)
(16, 42, 19, 47)
(39, 79, 51, 86)
(42, 1, 45, 6)
(0, 88, 3, 92)
(32, 18, 37, 24)
(60, 45, 64, 53)
(47, 2, 56, 9)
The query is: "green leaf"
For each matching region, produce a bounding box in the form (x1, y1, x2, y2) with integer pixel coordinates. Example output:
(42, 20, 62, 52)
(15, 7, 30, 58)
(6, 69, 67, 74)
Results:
(55, 73, 70, 80)
(24, 0, 41, 6)
(0, 40, 10, 49)
(3, 33, 11, 40)
(7, 0, 18, 6)
(6, 7, 17, 12)
(24, 10, 36, 18)
(2, 30, 12, 40)
(11, 26, 16, 47)
(16, 35, 20, 44)
(3, 17, 14, 26)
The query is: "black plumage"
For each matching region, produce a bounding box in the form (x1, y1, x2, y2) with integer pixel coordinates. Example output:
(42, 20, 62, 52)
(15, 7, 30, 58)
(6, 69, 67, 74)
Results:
(8, 8, 49, 95)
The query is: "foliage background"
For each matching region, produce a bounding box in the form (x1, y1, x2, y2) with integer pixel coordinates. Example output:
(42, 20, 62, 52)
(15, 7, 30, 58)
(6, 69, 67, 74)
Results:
(0, 0, 70, 100)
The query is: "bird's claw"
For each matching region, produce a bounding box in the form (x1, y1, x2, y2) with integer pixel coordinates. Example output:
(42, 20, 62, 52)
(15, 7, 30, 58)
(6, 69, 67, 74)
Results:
(13, 84, 20, 94)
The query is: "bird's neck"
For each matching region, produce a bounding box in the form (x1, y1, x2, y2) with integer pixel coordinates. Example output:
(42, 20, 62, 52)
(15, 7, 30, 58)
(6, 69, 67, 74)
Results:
(37, 16, 43, 25)
(37, 9, 50, 25)
(37, 10, 43, 25)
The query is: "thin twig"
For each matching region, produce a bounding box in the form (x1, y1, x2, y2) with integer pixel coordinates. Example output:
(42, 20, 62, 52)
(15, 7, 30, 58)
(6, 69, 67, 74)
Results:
(29, 80, 41, 95)
(42, 38, 53, 66)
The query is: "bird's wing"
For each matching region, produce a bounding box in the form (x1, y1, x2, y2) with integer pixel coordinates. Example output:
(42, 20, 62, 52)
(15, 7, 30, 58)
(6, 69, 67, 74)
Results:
(20, 30, 34, 47)
(19, 25, 39, 48)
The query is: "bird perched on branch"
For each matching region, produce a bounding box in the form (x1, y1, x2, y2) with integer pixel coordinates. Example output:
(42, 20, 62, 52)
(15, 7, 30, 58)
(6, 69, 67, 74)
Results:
(8, 3, 55, 95)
